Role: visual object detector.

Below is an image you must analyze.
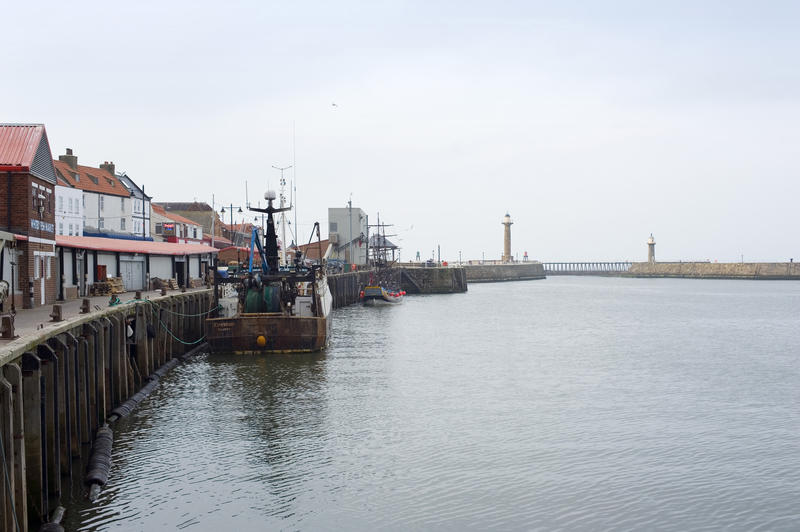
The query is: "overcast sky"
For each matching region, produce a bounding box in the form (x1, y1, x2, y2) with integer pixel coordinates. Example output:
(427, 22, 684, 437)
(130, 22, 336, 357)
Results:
(4, 1, 798, 262)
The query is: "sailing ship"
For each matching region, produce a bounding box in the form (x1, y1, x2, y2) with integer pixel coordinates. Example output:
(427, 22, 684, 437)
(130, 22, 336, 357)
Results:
(361, 215, 405, 306)
(206, 190, 332, 354)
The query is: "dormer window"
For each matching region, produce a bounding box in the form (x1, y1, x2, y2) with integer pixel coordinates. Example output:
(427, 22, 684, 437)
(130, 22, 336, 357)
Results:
(89, 174, 99, 185)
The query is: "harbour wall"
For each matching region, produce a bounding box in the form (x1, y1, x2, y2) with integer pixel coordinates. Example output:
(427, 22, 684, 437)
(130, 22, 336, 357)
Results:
(328, 271, 375, 309)
(327, 267, 468, 307)
(0, 290, 212, 530)
(627, 262, 800, 280)
(464, 263, 546, 283)
(399, 267, 467, 294)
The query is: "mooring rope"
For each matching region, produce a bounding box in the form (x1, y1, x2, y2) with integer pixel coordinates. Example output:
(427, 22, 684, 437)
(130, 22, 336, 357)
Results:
(143, 298, 219, 317)
(146, 303, 207, 345)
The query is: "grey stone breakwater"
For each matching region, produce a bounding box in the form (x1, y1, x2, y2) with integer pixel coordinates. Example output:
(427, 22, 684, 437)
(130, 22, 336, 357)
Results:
(627, 262, 800, 280)
(464, 263, 546, 283)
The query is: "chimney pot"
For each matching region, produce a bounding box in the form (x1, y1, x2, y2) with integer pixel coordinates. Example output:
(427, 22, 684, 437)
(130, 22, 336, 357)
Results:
(59, 149, 78, 170)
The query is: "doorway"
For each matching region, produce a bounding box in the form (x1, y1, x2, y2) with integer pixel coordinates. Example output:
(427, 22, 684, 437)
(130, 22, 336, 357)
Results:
(40, 256, 46, 305)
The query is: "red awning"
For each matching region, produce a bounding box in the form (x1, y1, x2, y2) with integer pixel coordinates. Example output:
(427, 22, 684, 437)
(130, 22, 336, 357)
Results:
(56, 235, 218, 256)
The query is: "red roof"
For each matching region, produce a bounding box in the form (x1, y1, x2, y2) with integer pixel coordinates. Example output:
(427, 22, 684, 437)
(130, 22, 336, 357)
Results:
(203, 234, 233, 249)
(53, 159, 129, 197)
(222, 222, 256, 233)
(0, 124, 45, 171)
(56, 235, 218, 256)
(152, 204, 200, 226)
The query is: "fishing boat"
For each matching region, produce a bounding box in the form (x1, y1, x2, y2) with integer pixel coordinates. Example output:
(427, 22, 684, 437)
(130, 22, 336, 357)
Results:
(206, 190, 332, 354)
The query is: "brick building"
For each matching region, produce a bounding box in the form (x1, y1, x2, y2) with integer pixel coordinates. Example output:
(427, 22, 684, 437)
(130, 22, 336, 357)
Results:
(0, 124, 60, 308)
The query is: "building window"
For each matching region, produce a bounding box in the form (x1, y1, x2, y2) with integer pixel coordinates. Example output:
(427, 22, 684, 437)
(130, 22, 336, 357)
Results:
(155, 223, 162, 234)
(193, 227, 198, 239)
(58, 196, 64, 212)
(83, 195, 85, 208)
(99, 217, 105, 229)
(121, 218, 126, 231)
(100, 196, 104, 211)
(34, 258, 40, 279)
(69, 223, 73, 236)
(46, 257, 51, 279)
(121, 197, 125, 210)
(59, 222, 63, 235)
(330, 222, 338, 232)
(68, 197, 72, 213)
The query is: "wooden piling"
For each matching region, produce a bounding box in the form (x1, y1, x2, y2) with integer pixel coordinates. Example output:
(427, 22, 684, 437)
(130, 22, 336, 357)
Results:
(0, 374, 14, 532)
(21, 352, 45, 522)
(37, 343, 60, 501)
(0, 289, 214, 527)
(2, 363, 27, 529)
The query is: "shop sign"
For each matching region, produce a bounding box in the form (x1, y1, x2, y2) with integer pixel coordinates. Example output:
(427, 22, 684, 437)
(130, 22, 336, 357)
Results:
(30, 219, 55, 233)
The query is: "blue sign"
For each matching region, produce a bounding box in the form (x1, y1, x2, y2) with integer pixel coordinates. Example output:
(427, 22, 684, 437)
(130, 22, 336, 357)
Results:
(30, 219, 55, 233)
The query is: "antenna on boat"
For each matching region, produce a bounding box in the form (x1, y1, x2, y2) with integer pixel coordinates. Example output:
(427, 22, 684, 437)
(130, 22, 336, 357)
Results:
(293, 120, 298, 253)
(272, 164, 293, 265)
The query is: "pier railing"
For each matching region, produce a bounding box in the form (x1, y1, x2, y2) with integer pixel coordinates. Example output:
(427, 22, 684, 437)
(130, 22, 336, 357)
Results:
(544, 262, 633, 275)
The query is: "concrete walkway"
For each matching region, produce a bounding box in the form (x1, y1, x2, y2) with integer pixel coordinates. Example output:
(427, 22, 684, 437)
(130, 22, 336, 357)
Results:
(1, 288, 210, 340)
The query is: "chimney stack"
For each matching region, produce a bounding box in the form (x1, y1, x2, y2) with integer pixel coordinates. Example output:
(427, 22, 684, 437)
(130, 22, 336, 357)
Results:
(100, 160, 116, 176)
(59, 148, 78, 170)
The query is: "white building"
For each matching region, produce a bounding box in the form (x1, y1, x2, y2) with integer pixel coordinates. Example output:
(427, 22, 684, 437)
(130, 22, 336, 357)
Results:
(55, 174, 84, 236)
(328, 206, 368, 264)
(54, 150, 134, 238)
(118, 173, 152, 239)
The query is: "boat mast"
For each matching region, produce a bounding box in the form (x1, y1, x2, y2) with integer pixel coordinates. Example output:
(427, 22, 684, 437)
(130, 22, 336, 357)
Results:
(272, 164, 292, 266)
(250, 190, 290, 274)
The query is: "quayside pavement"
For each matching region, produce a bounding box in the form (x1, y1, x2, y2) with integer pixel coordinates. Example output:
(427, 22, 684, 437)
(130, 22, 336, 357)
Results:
(1, 288, 210, 343)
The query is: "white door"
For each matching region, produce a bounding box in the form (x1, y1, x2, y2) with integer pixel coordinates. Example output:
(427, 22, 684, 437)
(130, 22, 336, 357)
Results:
(121, 261, 144, 290)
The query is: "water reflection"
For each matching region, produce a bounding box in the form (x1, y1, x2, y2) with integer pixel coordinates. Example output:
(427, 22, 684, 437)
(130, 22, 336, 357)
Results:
(63, 278, 800, 531)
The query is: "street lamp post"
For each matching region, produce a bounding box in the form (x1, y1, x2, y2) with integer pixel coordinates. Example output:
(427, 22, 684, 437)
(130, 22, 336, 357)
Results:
(220, 204, 244, 245)
(348, 197, 353, 265)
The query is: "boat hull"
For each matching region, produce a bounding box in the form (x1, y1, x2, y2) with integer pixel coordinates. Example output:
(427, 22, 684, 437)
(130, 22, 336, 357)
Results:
(206, 313, 329, 354)
(363, 296, 403, 306)
(362, 285, 403, 305)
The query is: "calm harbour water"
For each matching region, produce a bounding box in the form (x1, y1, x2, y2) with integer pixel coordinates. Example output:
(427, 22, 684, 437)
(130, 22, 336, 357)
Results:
(65, 277, 800, 531)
